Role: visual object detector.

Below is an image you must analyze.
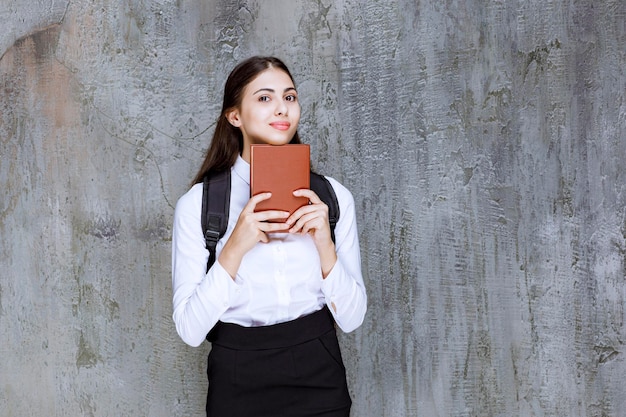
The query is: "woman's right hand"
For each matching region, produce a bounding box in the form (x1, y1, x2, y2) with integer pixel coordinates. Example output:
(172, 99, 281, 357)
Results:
(217, 192, 289, 279)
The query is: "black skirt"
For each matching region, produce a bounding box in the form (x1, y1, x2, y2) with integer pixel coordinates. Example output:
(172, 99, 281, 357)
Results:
(205, 306, 351, 417)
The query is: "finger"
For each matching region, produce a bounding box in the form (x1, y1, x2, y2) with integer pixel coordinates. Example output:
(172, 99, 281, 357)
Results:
(255, 210, 290, 222)
(287, 204, 326, 226)
(258, 231, 270, 243)
(243, 192, 273, 213)
(289, 212, 325, 234)
(260, 221, 291, 233)
(293, 188, 322, 204)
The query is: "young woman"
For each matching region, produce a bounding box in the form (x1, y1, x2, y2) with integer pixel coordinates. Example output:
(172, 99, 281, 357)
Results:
(172, 56, 367, 417)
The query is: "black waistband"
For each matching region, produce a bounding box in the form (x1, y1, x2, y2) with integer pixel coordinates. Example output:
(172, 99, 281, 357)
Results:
(207, 305, 335, 350)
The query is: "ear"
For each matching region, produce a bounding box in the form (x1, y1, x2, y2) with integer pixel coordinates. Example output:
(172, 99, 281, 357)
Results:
(226, 108, 242, 127)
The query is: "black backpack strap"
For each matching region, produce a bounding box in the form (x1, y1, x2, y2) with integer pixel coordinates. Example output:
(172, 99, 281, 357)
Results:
(201, 170, 231, 272)
(309, 172, 340, 244)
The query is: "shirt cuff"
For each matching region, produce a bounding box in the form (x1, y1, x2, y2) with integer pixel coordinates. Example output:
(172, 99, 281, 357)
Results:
(320, 260, 343, 304)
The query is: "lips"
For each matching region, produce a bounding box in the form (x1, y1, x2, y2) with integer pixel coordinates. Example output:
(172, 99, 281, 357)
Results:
(270, 121, 291, 131)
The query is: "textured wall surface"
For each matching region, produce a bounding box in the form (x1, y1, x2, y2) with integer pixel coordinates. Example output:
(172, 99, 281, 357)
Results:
(1, 1, 625, 416)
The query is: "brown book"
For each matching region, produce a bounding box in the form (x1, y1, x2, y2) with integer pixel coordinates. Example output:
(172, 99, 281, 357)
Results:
(250, 144, 310, 221)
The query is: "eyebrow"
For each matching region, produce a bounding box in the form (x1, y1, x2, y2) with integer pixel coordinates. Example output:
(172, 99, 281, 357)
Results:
(252, 87, 297, 95)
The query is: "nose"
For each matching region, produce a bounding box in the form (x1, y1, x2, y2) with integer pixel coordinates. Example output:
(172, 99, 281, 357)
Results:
(275, 99, 288, 116)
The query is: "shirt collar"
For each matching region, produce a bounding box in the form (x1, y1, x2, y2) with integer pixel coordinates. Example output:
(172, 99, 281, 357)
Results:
(233, 155, 250, 186)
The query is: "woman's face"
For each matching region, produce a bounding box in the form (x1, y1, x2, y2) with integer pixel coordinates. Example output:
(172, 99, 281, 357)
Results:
(228, 67, 301, 162)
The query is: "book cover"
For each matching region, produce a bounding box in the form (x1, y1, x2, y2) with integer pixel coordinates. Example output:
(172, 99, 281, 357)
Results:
(250, 144, 310, 220)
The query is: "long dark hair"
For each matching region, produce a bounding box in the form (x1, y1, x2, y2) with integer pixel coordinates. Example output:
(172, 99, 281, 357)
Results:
(191, 56, 302, 185)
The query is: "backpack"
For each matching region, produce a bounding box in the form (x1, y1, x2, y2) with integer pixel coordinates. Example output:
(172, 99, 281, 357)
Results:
(201, 169, 340, 272)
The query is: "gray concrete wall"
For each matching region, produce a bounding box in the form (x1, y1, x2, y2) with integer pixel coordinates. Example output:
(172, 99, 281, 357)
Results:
(1, 0, 624, 416)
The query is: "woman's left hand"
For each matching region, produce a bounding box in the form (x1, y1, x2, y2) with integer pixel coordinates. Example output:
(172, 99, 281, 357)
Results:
(287, 189, 337, 277)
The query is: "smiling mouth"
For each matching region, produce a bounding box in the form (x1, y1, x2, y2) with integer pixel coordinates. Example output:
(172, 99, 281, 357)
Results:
(270, 122, 291, 131)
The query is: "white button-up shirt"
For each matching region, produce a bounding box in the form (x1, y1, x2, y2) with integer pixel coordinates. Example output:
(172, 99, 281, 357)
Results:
(172, 156, 367, 347)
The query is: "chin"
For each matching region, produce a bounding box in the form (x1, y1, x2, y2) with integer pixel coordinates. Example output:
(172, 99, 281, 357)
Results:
(265, 136, 295, 146)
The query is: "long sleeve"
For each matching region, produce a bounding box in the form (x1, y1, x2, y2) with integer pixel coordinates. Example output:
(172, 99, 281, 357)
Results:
(171, 183, 242, 347)
(320, 177, 367, 333)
